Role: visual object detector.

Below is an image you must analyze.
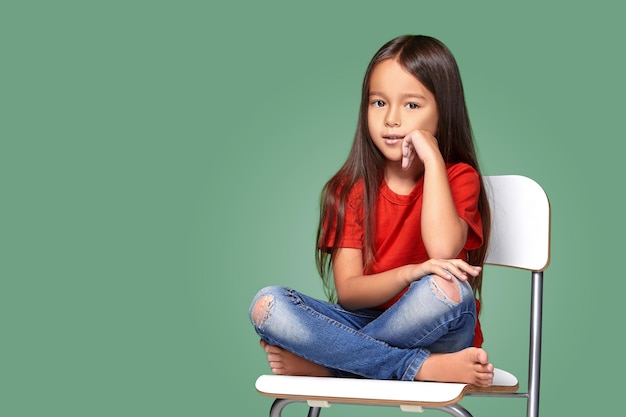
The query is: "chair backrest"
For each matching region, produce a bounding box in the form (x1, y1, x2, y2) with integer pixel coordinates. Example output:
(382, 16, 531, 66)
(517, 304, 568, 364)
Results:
(483, 176, 550, 271)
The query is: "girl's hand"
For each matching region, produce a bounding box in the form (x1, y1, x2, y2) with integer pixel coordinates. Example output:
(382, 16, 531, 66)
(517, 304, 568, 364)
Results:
(402, 130, 441, 170)
(412, 259, 482, 283)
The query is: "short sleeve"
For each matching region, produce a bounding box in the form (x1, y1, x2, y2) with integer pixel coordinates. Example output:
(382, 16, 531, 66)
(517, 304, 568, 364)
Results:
(448, 163, 483, 250)
(320, 182, 364, 251)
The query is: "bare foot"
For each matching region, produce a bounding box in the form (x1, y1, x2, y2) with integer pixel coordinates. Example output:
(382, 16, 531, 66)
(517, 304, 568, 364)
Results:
(260, 340, 331, 377)
(415, 347, 494, 387)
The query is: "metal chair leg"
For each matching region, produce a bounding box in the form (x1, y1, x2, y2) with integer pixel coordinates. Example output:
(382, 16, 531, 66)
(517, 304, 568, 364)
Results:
(307, 406, 321, 417)
(526, 271, 543, 417)
(429, 404, 474, 417)
(269, 399, 322, 417)
(269, 399, 296, 417)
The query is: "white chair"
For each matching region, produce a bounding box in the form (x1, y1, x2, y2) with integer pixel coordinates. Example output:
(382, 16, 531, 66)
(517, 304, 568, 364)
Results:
(255, 175, 551, 417)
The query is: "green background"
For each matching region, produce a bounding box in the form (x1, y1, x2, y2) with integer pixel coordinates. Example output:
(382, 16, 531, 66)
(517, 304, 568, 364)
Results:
(2, 1, 623, 416)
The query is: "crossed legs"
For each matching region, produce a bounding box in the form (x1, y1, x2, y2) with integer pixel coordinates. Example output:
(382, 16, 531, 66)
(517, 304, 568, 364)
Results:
(251, 282, 494, 386)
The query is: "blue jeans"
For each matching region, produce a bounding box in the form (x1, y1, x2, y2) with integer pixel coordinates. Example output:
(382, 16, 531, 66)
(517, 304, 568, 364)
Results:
(249, 275, 476, 381)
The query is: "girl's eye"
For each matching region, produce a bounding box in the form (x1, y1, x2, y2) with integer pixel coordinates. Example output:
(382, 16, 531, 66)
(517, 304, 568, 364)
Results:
(371, 100, 385, 108)
(406, 103, 420, 110)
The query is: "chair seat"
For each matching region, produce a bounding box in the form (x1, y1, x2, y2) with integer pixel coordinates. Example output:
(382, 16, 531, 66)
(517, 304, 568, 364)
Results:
(256, 368, 519, 408)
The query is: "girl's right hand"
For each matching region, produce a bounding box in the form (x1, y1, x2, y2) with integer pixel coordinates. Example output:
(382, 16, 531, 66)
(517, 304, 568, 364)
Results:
(402, 129, 442, 170)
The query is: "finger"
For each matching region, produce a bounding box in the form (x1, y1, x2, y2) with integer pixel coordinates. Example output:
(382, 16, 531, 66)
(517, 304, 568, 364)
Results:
(454, 262, 482, 277)
(402, 141, 411, 167)
(447, 260, 481, 275)
(441, 269, 455, 281)
(449, 265, 471, 281)
(441, 263, 471, 281)
(402, 148, 414, 169)
(402, 137, 412, 155)
(451, 265, 483, 281)
(402, 154, 413, 170)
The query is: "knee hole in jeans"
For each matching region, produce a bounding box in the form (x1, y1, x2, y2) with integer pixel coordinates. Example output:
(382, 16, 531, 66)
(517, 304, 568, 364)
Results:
(430, 277, 461, 303)
(252, 295, 274, 327)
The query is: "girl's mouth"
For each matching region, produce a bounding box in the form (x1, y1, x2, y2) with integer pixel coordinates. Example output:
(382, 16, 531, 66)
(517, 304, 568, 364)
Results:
(383, 135, 404, 145)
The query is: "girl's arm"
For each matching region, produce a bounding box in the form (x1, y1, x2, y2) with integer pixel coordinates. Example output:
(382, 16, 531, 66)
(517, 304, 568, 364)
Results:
(333, 247, 480, 310)
(403, 130, 468, 258)
(421, 157, 468, 258)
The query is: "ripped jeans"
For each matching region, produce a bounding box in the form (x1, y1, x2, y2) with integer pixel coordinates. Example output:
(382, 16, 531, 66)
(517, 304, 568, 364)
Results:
(249, 275, 476, 381)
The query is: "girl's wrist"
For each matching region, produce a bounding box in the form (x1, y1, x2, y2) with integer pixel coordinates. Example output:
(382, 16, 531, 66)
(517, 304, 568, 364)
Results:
(404, 264, 422, 284)
(422, 152, 445, 170)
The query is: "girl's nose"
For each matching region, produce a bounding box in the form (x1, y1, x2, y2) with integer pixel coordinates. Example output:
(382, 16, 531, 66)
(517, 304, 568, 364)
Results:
(385, 108, 400, 127)
(385, 119, 400, 127)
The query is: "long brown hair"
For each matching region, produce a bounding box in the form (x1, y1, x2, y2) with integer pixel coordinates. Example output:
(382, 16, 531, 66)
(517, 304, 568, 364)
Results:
(315, 35, 490, 302)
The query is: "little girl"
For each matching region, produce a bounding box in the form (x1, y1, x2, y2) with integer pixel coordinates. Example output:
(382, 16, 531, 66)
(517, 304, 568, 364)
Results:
(250, 35, 494, 386)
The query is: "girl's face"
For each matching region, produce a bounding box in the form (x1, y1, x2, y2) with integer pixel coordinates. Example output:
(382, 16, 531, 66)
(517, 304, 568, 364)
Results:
(367, 59, 438, 163)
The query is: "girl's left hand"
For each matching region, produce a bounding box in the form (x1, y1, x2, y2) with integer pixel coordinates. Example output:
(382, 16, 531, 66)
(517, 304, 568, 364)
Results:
(421, 258, 482, 283)
(442, 260, 481, 283)
(402, 130, 441, 170)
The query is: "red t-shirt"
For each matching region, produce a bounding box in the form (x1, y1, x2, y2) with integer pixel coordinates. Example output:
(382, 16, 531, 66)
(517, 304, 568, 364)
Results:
(323, 162, 484, 347)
